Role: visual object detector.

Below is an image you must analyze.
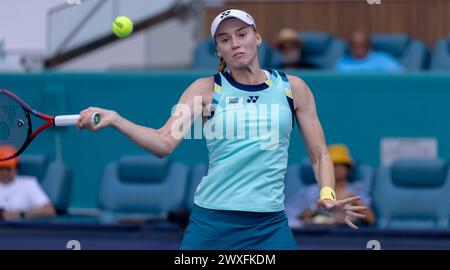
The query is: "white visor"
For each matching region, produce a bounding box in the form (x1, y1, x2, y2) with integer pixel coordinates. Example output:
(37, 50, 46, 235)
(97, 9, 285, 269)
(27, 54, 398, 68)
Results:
(210, 9, 256, 39)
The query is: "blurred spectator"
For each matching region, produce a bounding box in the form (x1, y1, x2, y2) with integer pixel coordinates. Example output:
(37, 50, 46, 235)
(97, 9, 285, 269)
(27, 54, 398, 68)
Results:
(285, 144, 376, 228)
(274, 28, 317, 69)
(335, 30, 403, 72)
(0, 146, 56, 220)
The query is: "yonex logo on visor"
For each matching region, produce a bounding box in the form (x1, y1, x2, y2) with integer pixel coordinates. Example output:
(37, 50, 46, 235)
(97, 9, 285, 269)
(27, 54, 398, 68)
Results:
(211, 9, 257, 39)
(220, 11, 231, 19)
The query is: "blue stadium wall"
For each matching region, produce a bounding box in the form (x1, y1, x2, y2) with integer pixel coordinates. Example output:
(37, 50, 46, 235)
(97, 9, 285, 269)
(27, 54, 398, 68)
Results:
(0, 71, 449, 208)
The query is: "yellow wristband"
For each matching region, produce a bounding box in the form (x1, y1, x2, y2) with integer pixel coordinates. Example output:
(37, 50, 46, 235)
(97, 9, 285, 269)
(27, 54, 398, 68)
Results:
(320, 187, 336, 201)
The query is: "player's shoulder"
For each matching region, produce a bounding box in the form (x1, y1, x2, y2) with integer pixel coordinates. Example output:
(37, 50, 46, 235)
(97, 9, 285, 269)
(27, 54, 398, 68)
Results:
(192, 76, 215, 88)
(184, 77, 216, 100)
(286, 74, 305, 87)
(283, 74, 315, 109)
(188, 76, 214, 93)
(285, 74, 310, 97)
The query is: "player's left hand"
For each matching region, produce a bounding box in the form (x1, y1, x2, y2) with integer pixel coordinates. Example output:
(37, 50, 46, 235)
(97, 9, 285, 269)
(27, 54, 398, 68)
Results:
(317, 196, 367, 229)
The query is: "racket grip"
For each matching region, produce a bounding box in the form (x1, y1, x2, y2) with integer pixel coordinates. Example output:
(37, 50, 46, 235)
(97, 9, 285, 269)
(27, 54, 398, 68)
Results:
(54, 115, 80, 126)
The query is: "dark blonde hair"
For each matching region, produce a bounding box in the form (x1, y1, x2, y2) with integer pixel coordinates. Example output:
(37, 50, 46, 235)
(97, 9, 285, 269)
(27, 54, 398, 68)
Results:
(217, 26, 259, 73)
(219, 57, 227, 73)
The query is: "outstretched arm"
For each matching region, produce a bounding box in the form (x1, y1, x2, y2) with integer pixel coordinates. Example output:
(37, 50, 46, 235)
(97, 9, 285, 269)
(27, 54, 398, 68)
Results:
(77, 77, 213, 158)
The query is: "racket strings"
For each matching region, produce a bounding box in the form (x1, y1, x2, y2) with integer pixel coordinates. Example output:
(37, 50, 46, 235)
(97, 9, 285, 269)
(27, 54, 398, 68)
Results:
(0, 93, 29, 160)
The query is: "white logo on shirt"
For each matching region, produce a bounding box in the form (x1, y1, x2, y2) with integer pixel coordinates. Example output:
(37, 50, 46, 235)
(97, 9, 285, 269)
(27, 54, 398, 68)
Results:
(225, 96, 244, 108)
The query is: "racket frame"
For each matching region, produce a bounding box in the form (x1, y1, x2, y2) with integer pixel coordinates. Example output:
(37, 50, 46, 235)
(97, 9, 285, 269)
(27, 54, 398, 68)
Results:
(0, 89, 60, 160)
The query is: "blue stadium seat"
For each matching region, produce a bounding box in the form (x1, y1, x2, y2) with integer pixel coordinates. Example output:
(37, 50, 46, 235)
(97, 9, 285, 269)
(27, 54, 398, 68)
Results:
(371, 34, 429, 71)
(97, 155, 189, 221)
(284, 163, 304, 201)
(190, 39, 217, 69)
(372, 159, 450, 229)
(18, 155, 71, 214)
(185, 163, 207, 209)
(298, 31, 347, 69)
(165, 163, 207, 227)
(190, 38, 276, 69)
(284, 158, 374, 201)
(430, 36, 450, 70)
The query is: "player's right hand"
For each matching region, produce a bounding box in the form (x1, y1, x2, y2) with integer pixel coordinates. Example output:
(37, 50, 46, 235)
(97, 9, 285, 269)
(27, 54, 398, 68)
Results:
(77, 107, 119, 132)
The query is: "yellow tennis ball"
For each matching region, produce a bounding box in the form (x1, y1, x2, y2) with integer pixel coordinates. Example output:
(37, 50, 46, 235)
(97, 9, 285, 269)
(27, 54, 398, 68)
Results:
(112, 16, 133, 38)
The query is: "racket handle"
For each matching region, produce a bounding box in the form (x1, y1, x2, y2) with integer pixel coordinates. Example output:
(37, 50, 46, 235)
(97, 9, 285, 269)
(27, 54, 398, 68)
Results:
(54, 115, 80, 126)
(54, 112, 101, 127)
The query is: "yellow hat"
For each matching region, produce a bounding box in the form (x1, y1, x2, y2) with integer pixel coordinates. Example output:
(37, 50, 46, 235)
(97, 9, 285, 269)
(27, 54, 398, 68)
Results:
(328, 144, 353, 166)
(0, 145, 19, 167)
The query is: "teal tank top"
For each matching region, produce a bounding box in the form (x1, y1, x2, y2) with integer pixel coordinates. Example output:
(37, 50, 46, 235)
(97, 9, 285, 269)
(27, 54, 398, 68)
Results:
(194, 70, 295, 212)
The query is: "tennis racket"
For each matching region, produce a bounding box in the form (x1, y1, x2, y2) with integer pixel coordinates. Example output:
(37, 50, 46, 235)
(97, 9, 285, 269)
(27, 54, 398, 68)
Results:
(0, 88, 100, 161)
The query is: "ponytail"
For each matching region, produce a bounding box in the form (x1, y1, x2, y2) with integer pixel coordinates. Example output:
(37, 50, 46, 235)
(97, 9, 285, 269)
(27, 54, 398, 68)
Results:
(219, 57, 226, 73)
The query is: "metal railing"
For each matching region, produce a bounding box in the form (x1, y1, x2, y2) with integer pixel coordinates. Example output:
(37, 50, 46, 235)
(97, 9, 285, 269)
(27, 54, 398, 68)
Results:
(45, 0, 201, 68)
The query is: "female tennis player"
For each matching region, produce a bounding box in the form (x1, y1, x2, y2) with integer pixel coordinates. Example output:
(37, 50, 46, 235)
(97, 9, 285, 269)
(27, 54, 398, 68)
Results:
(77, 9, 367, 250)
